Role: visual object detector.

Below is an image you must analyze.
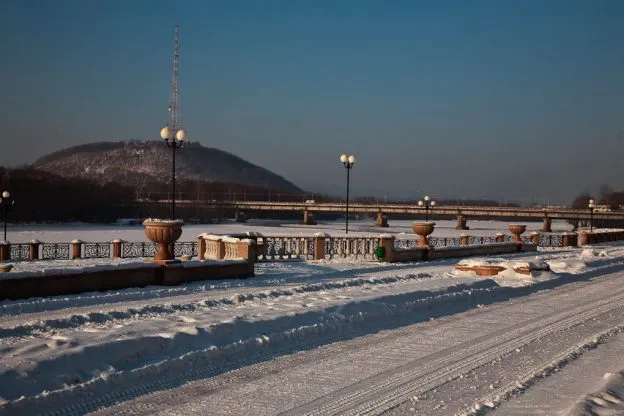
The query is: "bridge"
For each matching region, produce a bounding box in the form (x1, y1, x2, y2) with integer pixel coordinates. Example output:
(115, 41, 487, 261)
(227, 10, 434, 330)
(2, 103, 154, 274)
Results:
(168, 200, 624, 231)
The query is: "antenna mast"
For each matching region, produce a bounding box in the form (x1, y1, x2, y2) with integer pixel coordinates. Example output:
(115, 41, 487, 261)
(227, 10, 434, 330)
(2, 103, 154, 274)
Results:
(168, 24, 181, 132)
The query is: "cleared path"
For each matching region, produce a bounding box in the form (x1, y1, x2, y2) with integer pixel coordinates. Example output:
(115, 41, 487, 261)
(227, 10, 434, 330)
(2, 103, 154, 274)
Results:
(92, 271, 624, 416)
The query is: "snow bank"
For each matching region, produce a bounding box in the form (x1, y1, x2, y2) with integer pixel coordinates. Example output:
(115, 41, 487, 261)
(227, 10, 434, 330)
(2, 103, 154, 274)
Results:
(0, 259, 158, 281)
(454, 257, 554, 286)
(567, 371, 624, 415)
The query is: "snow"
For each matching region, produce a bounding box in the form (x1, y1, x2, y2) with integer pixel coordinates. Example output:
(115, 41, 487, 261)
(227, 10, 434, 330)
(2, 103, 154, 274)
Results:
(143, 218, 184, 225)
(0, 221, 623, 415)
(1, 218, 575, 244)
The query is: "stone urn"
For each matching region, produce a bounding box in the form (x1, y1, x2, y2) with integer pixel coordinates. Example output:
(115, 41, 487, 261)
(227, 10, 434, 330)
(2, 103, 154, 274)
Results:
(508, 224, 527, 242)
(143, 219, 184, 263)
(412, 221, 436, 247)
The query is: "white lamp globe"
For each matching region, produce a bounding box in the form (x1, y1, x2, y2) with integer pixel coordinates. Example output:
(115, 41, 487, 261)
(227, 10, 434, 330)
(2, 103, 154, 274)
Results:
(175, 129, 186, 141)
(1, 191, 9, 198)
(431, 201, 436, 207)
(348, 155, 356, 164)
(424, 195, 430, 201)
(340, 154, 348, 163)
(418, 200, 423, 206)
(160, 127, 170, 139)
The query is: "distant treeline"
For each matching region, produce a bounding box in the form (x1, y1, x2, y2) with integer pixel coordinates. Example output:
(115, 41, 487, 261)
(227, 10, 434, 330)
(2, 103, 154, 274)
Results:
(0, 166, 523, 223)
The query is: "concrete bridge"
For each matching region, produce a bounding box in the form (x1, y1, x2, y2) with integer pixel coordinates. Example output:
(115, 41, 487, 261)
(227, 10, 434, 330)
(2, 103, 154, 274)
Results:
(170, 200, 624, 232)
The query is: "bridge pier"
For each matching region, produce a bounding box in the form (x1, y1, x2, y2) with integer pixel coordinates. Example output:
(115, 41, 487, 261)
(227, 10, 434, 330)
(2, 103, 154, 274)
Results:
(375, 212, 389, 227)
(456, 215, 469, 230)
(234, 210, 247, 223)
(302, 210, 317, 225)
(541, 217, 552, 232)
(569, 219, 579, 231)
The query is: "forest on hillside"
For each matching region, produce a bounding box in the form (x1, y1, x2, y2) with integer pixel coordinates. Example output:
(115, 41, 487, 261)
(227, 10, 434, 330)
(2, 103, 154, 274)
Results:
(7, 166, 609, 223)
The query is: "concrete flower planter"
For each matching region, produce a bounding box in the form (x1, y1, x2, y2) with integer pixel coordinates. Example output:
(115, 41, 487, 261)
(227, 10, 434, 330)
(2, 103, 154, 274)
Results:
(508, 224, 527, 242)
(455, 264, 506, 276)
(412, 221, 436, 247)
(143, 219, 184, 264)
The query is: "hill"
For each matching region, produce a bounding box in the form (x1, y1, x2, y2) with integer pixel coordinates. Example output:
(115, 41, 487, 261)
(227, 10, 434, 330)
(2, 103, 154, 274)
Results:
(32, 140, 302, 193)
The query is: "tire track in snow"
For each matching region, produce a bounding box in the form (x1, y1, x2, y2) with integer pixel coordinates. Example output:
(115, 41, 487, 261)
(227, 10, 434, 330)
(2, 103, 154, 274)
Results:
(282, 283, 624, 415)
(11, 265, 622, 416)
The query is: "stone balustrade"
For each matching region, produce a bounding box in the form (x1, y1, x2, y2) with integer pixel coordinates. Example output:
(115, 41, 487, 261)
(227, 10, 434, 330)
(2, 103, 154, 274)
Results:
(579, 229, 624, 245)
(2, 225, 622, 267)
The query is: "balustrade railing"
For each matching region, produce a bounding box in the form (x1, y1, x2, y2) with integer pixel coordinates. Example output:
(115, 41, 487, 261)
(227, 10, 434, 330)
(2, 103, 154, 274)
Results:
(257, 236, 315, 261)
(0, 229, 601, 263)
(9, 244, 29, 261)
(4, 241, 197, 262)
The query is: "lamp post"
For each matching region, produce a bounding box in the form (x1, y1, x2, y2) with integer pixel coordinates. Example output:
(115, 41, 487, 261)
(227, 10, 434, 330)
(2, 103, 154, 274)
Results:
(588, 198, 595, 233)
(0, 191, 14, 241)
(160, 127, 186, 220)
(418, 195, 436, 222)
(340, 154, 356, 234)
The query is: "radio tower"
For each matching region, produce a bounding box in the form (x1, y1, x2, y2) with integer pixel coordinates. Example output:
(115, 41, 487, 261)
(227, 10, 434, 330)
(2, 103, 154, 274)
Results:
(160, 24, 187, 220)
(168, 24, 181, 133)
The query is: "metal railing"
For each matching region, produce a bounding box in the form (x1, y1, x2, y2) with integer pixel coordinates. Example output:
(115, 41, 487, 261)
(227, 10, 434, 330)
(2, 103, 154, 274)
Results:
(1, 231, 584, 262)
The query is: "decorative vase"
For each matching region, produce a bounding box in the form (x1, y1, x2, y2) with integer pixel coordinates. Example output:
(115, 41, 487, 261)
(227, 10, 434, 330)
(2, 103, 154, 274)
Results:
(143, 219, 184, 263)
(412, 221, 436, 247)
(508, 224, 527, 242)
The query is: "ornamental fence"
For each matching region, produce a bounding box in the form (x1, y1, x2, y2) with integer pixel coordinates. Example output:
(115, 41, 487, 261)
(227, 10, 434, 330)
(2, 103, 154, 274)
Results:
(5, 241, 198, 262)
(0, 231, 585, 263)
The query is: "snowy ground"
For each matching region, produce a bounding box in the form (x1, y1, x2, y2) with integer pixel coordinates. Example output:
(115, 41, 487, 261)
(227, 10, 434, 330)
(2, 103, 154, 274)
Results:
(0, 221, 622, 416)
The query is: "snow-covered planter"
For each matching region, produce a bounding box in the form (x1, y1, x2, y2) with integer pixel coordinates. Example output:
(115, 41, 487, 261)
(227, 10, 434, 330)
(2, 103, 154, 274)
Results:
(508, 224, 527, 242)
(143, 219, 184, 263)
(411, 221, 436, 247)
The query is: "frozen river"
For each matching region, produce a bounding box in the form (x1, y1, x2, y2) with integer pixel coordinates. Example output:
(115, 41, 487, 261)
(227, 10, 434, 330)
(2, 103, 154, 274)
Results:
(4, 219, 575, 244)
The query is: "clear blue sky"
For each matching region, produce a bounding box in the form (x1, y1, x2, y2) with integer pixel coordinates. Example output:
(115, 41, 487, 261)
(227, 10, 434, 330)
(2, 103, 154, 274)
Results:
(1, 0, 623, 204)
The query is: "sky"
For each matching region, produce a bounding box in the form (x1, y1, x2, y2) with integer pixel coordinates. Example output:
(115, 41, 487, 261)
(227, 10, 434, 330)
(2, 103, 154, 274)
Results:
(1, 0, 623, 205)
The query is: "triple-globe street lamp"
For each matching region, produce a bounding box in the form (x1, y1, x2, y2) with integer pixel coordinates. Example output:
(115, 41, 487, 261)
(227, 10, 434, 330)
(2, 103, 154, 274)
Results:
(588, 198, 595, 233)
(0, 191, 14, 241)
(340, 154, 356, 234)
(160, 126, 187, 220)
(418, 195, 436, 222)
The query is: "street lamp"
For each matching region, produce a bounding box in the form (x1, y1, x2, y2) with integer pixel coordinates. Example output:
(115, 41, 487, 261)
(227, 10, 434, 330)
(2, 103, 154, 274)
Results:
(340, 154, 356, 234)
(588, 198, 595, 233)
(0, 191, 14, 241)
(160, 126, 186, 220)
(418, 195, 436, 222)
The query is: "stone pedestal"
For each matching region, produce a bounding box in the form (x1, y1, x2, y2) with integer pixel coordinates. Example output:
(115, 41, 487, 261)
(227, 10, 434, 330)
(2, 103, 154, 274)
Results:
(112, 240, 123, 258)
(313, 233, 328, 260)
(377, 235, 395, 262)
(71, 240, 82, 259)
(459, 234, 469, 246)
(0, 242, 9, 262)
(562, 232, 576, 247)
(29, 240, 41, 261)
(530, 232, 540, 245)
